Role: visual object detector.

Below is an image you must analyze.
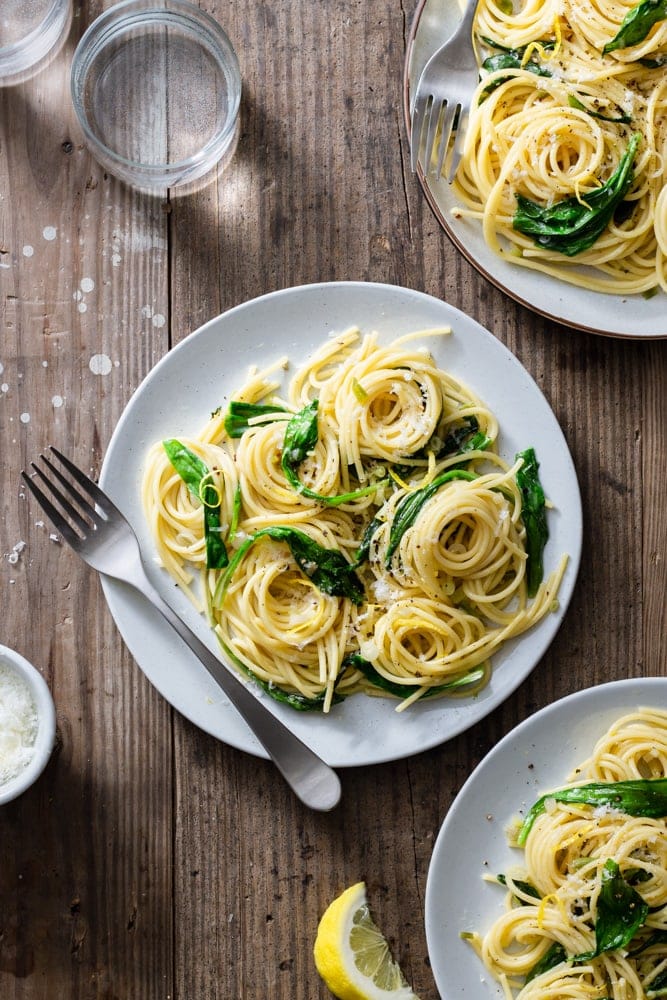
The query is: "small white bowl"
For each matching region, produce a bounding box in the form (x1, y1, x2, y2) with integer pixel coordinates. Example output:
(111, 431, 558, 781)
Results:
(0, 645, 56, 806)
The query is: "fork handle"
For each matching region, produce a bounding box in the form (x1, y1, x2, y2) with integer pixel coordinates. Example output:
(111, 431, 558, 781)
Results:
(128, 570, 342, 812)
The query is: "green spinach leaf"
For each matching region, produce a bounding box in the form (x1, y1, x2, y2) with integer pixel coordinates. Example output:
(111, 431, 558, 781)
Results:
(629, 928, 667, 956)
(281, 401, 387, 506)
(517, 777, 667, 845)
(354, 515, 383, 567)
(480, 49, 552, 100)
(567, 93, 632, 125)
(224, 400, 287, 438)
(391, 416, 490, 486)
(513, 133, 641, 256)
(496, 873, 542, 902)
(575, 859, 648, 959)
(215, 632, 346, 711)
(604, 0, 667, 53)
(516, 448, 548, 598)
(526, 942, 567, 983)
(343, 653, 484, 699)
(214, 525, 365, 607)
(163, 439, 228, 569)
(385, 469, 477, 566)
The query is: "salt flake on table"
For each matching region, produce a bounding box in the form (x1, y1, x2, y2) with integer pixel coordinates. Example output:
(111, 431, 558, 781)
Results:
(7, 541, 26, 565)
(89, 354, 112, 376)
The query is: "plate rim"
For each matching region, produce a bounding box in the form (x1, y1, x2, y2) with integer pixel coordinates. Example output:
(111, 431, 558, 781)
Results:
(99, 279, 583, 767)
(424, 674, 667, 998)
(403, 1, 667, 341)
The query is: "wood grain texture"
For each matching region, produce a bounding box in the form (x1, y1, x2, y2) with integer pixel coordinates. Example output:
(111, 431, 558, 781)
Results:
(0, 11, 173, 999)
(1, 0, 666, 998)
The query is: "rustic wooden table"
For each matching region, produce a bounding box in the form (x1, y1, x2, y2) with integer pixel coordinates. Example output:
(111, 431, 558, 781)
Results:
(1, 2, 666, 998)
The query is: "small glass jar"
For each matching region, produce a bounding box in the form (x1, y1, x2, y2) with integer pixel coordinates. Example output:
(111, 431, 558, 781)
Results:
(70, 0, 242, 193)
(0, 0, 72, 86)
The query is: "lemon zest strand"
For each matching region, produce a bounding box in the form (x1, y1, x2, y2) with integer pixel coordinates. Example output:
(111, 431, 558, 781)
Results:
(521, 16, 562, 66)
(388, 451, 437, 491)
(536, 891, 568, 928)
(199, 472, 222, 509)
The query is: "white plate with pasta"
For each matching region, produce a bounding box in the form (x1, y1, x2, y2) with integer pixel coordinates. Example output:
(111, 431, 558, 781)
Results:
(404, 0, 667, 339)
(425, 675, 667, 999)
(99, 281, 582, 767)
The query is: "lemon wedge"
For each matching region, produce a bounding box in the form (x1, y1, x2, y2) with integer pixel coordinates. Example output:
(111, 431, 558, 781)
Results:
(313, 882, 421, 1000)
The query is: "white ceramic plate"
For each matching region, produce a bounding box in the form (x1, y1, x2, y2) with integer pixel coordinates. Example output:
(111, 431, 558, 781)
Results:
(425, 676, 667, 998)
(99, 281, 582, 767)
(404, 0, 667, 339)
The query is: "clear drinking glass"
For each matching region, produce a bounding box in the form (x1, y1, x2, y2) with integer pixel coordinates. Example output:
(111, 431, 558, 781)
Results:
(70, 0, 242, 193)
(0, 0, 72, 85)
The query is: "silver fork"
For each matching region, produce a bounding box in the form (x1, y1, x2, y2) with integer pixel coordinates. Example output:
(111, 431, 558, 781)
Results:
(410, 0, 479, 182)
(22, 447, 341, 813)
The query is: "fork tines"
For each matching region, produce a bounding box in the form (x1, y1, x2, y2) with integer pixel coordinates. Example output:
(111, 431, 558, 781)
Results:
(411, 86, 469, 183)
(409, 0, 480, 183)
(21, 447, 107, 547)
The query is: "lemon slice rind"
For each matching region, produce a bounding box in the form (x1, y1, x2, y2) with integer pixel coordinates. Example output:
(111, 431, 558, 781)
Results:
(313, 882, 421, 1000)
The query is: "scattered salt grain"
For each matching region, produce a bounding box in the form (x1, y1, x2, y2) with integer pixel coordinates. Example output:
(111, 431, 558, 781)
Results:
(7, 540, 26, 565)
(89, 354, 112, 376)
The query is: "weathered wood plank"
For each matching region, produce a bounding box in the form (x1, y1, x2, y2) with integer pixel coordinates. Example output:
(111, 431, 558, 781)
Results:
(0, 34, 173, 1000)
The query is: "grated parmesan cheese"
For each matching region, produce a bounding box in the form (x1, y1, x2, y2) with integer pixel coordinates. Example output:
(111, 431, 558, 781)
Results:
(0, 663, 39, 787)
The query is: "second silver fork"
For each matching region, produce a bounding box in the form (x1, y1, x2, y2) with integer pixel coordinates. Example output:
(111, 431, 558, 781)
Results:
(22, 447, 342, 813)
(410, 0, 479, 182)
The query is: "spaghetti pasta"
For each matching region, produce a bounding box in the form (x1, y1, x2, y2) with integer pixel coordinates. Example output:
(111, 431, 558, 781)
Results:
(141, 327, 567, 713)
(451, 0, 667, 295)
(466, 708, 667, 999)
